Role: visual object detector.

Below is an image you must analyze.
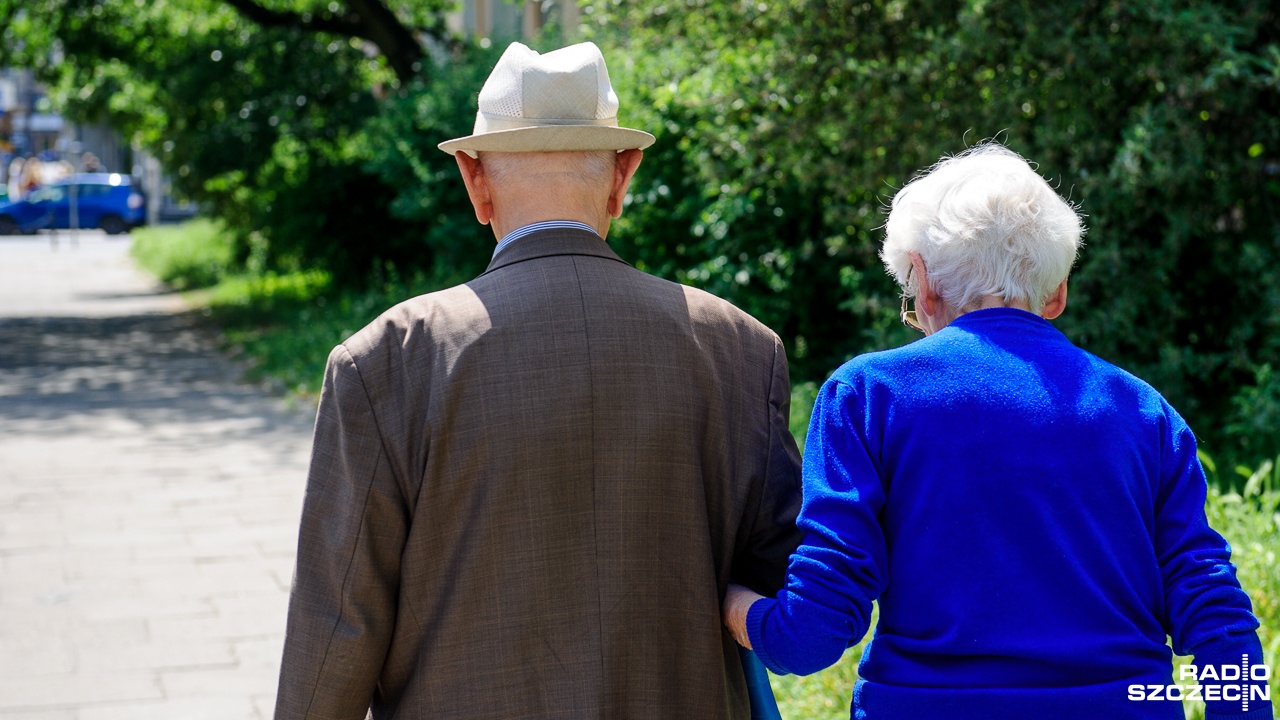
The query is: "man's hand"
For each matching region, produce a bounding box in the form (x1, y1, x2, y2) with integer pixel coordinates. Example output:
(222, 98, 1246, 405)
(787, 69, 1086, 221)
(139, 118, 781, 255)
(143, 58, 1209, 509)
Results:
(723, 583, 766, 649)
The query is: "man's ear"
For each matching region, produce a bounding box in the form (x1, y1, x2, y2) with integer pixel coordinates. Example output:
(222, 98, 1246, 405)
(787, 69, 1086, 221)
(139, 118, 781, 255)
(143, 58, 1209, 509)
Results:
(1041, 278, 1069, 320)
(455, 152, 493, 225)
(607, 149, 644, 219)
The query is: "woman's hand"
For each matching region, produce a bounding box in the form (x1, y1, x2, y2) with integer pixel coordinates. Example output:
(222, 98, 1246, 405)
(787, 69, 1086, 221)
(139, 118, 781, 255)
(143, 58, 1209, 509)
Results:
(723, 583, 765, 649)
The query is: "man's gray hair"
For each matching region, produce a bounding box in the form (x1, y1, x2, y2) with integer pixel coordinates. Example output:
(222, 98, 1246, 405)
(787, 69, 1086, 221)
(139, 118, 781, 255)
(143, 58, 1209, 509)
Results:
(479, 150, 617, 189)
(881, 143, 1084, 313)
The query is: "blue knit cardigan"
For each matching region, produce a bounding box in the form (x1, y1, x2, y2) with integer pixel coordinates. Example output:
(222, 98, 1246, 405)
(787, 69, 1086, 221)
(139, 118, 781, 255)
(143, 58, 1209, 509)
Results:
(747, 308, 1271, 720)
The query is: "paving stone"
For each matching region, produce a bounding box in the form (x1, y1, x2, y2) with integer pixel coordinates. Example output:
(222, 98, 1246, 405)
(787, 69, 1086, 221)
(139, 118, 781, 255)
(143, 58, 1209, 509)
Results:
(79, 697, 258, 720)
(234, 636, 287, 669)
(0, 670, 163, 710)
(159, 665, 284, 698)
(77, 639, 236, 672)
(0, 708, 79, 720)
(0, 234, 313, 716)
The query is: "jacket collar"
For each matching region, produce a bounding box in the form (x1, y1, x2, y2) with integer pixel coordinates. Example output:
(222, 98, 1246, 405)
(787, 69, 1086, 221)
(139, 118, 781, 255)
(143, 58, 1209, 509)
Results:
(480, 227, 630, 277)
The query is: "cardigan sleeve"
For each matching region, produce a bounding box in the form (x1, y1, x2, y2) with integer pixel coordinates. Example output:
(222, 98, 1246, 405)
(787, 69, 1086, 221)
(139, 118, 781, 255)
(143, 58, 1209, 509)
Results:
(275, 345, 410, 720)
(747, 378, 887, 676)
(1155, 405, 1272, 720)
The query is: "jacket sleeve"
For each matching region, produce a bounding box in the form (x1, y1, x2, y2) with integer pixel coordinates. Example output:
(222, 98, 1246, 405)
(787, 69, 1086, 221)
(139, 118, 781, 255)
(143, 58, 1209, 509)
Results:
(747, 377, 886, 676)
(1156, 406, 1272, 720)
(730, 334, 804, 596)
(275, 345, 410, 720)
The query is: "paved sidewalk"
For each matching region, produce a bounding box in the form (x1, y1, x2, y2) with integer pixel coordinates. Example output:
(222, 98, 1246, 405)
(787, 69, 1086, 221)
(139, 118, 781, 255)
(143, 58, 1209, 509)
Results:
(0, 232, 314, 719)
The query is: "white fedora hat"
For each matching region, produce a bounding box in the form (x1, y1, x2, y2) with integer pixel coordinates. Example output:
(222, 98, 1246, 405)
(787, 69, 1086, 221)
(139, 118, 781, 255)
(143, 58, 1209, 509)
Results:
(437, 41, 655, 158)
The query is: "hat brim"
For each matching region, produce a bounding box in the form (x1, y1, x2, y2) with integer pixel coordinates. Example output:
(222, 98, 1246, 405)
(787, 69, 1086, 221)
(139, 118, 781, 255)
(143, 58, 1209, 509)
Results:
(437, 125, 655, 158)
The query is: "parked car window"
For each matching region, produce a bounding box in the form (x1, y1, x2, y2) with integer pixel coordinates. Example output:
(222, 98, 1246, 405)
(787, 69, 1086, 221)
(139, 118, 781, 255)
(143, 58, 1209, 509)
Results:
(27, 186, 67, 203)
(74, 184, 111, 198)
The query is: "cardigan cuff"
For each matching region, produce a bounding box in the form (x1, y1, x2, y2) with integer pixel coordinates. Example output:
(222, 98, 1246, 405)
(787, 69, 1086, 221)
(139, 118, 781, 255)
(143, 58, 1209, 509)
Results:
(1204, 709, 1274, 720)
(1193, 632, 1272, 720)
(746, 598, 788, 675)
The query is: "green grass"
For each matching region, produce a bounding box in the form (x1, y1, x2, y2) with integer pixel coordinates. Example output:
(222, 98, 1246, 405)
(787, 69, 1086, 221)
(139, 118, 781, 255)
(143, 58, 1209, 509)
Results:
(131, 221, 1278, 719)
(203, 268, 447, 397)
(200, 269, 342, 396)
(130, 219, 234, 290)
(130, 221, 440, 397)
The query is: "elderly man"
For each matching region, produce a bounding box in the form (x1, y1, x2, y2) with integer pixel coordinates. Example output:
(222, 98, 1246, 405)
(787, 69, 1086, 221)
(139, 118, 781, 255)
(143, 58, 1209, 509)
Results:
(275, 42, 802, 719)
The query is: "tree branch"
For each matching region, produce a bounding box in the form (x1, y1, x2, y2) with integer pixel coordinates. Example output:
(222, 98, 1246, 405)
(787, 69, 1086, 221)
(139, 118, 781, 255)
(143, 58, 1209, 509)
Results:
(222, 0, 427, 84)
(345, 0, 425, 82)
(222, 0, 367, 38)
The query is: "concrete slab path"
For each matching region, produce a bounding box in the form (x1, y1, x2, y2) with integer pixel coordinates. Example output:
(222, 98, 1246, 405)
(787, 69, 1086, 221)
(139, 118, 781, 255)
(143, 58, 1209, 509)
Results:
(0, 231, 314, 719)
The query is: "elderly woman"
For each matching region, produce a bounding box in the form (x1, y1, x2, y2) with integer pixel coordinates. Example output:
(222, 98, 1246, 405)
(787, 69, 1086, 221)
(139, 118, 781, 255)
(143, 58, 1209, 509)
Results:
(724, 145, 1271, 719)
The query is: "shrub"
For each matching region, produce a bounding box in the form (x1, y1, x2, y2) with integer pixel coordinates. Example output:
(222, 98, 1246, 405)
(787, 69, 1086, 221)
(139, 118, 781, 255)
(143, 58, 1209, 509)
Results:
(129, 219, 234, 290)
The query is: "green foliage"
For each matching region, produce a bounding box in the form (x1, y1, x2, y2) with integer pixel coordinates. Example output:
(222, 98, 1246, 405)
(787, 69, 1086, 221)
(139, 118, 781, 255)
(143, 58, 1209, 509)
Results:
(129, 218, 235, 290)
(580, 0, 1280, 466)
(358, 44, 508, 288)
(3, 0, 432, 282)
(130, 221, 440, 396)
(205, 263, 451, 395)
(206, 268, 341, 395)
(1228, 365, 1280, 467)
(586, 9, 904, 380)
(788, 381, 819, 453)
(16, 0, 1280, 465)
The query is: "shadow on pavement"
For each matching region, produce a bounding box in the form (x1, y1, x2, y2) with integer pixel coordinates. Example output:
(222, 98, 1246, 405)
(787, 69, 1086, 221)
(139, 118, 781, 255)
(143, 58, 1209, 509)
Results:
(0, 311, 315, 452)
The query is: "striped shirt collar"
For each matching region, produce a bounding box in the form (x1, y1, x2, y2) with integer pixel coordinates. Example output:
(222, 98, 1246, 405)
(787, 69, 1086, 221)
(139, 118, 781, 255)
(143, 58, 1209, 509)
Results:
(493, 220, 600, 259)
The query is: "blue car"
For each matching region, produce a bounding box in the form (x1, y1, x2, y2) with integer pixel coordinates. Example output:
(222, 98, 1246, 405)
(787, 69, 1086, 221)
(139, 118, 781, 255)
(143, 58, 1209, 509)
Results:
(0, 173, 146, 235)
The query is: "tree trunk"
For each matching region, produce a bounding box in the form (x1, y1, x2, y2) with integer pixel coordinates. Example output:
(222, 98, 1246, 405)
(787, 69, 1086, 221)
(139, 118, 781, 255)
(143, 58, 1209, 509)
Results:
(222, 0, 426, 84)
(345, 0, 423, 83)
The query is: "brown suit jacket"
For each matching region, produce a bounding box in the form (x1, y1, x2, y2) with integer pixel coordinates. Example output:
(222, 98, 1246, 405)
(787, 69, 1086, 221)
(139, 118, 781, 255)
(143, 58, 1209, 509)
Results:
(275, 228, 802, 719)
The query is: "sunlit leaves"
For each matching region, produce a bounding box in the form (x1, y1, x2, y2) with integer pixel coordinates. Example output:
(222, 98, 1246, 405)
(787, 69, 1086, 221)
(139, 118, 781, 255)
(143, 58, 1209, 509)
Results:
(577, 0, 1280, 463)
(7, 0, 1278, 464)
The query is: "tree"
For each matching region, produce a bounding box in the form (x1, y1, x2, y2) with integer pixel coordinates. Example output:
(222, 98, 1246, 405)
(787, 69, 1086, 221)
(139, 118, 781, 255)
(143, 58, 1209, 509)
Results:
(6, 0, 1278, 463)
(1, 0, 449, 86)
(218, 0, 459, 84)
(0, 0, 459, 276)
(580, 0, 1280, 462)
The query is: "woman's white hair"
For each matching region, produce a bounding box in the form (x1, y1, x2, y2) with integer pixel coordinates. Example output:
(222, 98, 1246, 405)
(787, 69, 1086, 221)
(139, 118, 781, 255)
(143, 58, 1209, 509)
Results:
(881, 143, 1084, 314)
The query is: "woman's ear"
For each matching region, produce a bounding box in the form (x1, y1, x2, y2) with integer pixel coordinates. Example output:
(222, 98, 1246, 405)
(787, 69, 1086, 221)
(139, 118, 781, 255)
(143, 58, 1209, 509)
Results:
(1041, 278, 1069, 320)
(909, 251, 941, 322)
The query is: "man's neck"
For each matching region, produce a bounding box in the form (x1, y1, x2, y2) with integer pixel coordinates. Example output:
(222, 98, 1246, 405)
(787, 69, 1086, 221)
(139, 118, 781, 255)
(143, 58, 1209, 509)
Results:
(490, 208, 609, 243)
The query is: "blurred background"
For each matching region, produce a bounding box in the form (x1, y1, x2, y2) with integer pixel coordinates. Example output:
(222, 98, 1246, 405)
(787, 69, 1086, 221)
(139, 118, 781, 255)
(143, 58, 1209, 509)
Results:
(1, 1, 1277, 718)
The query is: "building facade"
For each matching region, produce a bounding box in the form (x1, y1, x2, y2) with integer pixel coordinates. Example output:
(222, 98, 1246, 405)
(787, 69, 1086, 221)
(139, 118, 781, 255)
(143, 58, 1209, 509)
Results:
(0, 68, 129, 198)
(448, 0, 581, 41)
